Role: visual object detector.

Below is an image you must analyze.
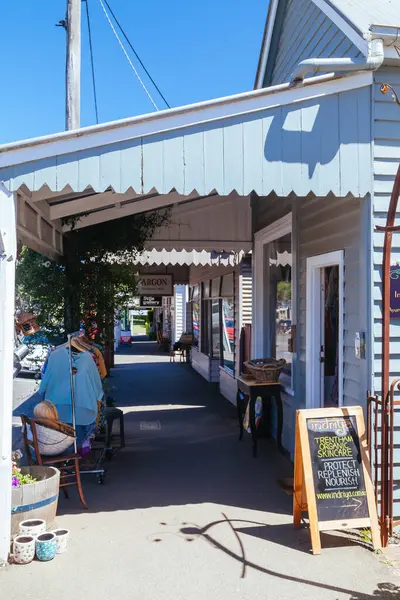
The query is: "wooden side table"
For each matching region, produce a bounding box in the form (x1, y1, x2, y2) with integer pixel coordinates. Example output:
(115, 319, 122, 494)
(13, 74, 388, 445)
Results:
(236, 375, 284, 457)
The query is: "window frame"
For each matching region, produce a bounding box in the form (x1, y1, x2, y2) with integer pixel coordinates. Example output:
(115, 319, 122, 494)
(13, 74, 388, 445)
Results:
(253, 213, 295, 394)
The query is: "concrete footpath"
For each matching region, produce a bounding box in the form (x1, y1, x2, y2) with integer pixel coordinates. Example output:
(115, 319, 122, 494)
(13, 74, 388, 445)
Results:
(2, 340, 400, 600)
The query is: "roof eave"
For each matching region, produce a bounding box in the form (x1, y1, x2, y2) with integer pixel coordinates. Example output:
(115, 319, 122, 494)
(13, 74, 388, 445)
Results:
(254, 0, 279, 89)
(254, 0, 369, 91)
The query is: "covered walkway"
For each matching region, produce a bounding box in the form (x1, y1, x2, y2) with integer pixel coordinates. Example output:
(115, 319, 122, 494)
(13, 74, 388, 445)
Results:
(3, 340, 399, 599)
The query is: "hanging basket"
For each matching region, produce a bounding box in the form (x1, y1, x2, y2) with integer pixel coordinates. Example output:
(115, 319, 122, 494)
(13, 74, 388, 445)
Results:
(27, 419, 76, 457)
(243, 358, 286, 383)
(16, 313, 40, 336)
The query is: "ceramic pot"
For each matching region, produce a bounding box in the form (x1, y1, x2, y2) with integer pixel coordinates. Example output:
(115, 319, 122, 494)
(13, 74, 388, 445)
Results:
(52, 529, 70, 554)
(35, 532, 56, 561)
(19, 519, 46, 538)
(13, 535, 35, 565)
(12, 467, 60, 537)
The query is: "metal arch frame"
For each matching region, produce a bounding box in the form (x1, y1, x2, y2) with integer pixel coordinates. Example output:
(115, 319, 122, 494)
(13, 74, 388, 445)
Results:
(370, 83, 400, 547)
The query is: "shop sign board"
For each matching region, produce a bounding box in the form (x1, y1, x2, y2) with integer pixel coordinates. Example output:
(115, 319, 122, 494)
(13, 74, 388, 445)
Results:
(139, 296, 162, 308)
(137, 274, 173, 296)
(390, 265, 400, 317)
(293, 406, 380, 555)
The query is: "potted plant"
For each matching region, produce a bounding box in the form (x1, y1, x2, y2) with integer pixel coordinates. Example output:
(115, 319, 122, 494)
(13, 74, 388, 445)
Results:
(11, 450, 60, 537)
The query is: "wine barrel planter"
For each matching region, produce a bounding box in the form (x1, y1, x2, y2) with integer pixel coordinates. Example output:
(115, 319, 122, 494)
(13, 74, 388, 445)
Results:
(11, 466, 60, 537)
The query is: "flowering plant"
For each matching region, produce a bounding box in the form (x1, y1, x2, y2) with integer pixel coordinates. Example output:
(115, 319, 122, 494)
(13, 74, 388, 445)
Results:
(11, 450, 37, 487)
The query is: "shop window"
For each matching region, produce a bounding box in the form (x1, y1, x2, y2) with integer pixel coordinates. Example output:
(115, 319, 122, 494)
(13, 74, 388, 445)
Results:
(221, 273, 235, 374)
(201, 298, 221, 359)
(191, 286, 200, 347)
(221, 297, 235, 373)
(211, 299, 221, 359)
(201, 298, 211, 355)
(268, 233, 292, 384)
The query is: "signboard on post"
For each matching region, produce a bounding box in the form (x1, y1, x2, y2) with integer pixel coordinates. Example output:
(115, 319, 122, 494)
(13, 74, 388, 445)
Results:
(137, 274, 173, 296)
(390, 265, 400, 317)
(293, 406, 381, 555)
(139, 296, 162, 308)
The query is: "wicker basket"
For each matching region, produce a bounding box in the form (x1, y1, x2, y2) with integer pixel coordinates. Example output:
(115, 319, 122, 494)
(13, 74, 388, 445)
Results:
(243, 358, 286, 383)
(180, 334, 193, 345)
(27, 419, 76, 456)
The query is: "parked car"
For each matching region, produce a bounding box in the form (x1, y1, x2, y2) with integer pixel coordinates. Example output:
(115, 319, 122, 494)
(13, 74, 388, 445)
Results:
(20, 333, 52, 377)
(13, 343, 29, 378)
(120, 330, 132, 344)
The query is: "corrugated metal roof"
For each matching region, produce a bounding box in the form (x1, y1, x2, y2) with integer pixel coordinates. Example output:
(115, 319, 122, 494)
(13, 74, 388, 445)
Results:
(328, 0, 400, 33)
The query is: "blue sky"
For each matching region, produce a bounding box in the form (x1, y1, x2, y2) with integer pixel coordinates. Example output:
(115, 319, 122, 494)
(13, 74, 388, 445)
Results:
(0, 0, 267, 143)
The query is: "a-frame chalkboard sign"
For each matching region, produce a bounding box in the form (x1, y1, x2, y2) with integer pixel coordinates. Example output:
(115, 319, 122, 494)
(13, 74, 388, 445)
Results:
(293, 406, 381, 555)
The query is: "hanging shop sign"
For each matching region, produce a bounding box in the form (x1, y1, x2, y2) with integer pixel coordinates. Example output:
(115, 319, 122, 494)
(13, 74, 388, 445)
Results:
(139, 296, 162, 308)
(137, 274, 173, 296)
(293, 407, 380, 555)
(390, 265, 400, 318)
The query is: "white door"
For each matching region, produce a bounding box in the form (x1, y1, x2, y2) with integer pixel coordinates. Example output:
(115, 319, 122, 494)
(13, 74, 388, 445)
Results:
(306, 251, 344, 409)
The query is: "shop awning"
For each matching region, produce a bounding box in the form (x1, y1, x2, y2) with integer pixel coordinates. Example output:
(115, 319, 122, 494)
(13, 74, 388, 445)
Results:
(134, 249, 244, 267)
(142, 193, 251, 254)
(0, 71, 373, 259)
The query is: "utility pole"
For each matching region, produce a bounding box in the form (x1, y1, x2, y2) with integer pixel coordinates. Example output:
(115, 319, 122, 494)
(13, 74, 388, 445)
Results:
(65, 0, 81, 130)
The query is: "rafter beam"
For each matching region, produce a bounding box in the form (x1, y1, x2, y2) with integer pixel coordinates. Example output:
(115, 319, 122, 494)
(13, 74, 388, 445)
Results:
(50, 190, 141, 220)
(63, 192, 199, 231)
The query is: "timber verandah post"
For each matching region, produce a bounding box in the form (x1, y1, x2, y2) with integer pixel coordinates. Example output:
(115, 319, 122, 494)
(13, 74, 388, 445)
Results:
(373, 84, 400, 546)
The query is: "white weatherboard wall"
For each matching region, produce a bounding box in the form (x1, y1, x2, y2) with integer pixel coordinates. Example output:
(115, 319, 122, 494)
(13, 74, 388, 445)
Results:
(268, 0, 362, 86)
(174, 285, 187, 342)
(253, 194, 368, 457)
(0, 186, 16, 564)
(297, 195, 368, 409)
(372, 67, 400, 519)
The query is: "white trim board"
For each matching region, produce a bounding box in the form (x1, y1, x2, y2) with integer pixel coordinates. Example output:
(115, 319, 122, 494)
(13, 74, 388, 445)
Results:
(254, 0, 279, 89)
(306, 250, 344, 409)
(0, 72, 373, 172)
(0, 185, 16, 564)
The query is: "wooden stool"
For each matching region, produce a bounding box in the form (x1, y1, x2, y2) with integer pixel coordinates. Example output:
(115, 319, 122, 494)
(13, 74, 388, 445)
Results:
(104, 406, 125, 449)
(236, 376, 284, 457)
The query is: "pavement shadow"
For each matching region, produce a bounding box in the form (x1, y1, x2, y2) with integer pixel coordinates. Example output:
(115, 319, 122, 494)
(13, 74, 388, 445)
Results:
(176, 514, 399, 598)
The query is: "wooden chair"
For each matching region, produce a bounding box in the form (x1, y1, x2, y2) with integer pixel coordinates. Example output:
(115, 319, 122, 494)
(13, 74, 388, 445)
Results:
(20, 415, 88, 510)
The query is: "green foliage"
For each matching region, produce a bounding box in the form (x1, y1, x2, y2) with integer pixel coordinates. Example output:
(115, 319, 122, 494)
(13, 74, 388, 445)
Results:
(16, 247, 66, 344)
(16, 209, 170, 344)
(63, 209, 169, 263)
(277, 281, 291, 303)
(360, 528, 372, 543)
(13, 471, 38, 486)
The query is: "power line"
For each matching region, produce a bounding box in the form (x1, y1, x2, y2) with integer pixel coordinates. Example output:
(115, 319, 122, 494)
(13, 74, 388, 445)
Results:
(84, 0, 99, 124)
(102, 0, 170, 109)
(97, 0, 159, 111)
